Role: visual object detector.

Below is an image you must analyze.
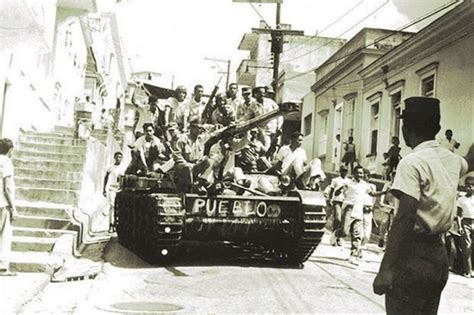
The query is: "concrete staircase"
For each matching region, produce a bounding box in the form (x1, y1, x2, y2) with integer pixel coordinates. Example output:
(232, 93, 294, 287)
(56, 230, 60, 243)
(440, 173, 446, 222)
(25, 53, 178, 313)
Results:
(10, 127, 110, 272)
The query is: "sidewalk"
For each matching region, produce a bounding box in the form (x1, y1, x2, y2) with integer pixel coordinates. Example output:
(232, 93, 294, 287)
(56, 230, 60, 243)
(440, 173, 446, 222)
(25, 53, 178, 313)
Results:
(314, 232, 474, 314)
(0, 273, 50, 314)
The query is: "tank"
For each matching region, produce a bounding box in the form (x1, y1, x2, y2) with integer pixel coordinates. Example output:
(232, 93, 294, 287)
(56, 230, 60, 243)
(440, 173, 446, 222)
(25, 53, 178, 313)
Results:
(115, 174, 326, 265)
(114, 101, 327, 265)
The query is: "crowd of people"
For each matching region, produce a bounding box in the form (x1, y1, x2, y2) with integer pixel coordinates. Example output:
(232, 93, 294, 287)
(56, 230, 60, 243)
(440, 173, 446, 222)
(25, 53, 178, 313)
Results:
(103, 82, 326, 231)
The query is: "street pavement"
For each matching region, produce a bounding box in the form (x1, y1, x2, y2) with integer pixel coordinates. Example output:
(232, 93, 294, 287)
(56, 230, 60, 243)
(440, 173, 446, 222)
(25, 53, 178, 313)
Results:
(3, 232, 473, 314)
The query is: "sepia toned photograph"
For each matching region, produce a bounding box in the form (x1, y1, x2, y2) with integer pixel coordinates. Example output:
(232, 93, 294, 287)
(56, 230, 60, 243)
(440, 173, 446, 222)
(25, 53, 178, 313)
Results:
(0, 0, 473, 313)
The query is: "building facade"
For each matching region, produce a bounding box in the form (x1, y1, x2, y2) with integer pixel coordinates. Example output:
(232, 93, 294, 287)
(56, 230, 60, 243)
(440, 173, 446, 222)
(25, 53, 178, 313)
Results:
(0, 0, 128, 141)
(236, 22, 346, 104)
(358, 1, 473, 175)
(304, 28, 413, 172)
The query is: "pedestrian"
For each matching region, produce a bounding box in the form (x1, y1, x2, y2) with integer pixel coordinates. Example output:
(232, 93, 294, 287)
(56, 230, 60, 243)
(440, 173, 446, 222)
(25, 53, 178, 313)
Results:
(103, 151, 125, 233)
(0, 138, 18, 276)
(373, 97, 468, 314)
(336, 165, 373, 265)
(383, 136, 401, 180)
(378, 172, 398, 249)
(439, 129, 460, 152)
(361, 168, 377, 251)
(457, 176, 474, 278)
(329, 165, 351, 247)
(341, 136, 356, 174)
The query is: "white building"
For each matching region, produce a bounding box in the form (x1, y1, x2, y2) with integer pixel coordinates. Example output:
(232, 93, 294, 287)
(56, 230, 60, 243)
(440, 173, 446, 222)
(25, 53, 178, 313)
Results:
(0, 0, 128, 141)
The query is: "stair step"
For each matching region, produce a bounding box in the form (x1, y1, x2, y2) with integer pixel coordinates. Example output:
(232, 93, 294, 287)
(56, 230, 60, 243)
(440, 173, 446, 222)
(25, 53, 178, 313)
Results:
(13, 150, 85, 163)
(12, 236, 57, 252)
(17, 142, 87, 154)
(15, 168, 82, 181)
(13, 158, 84, 172)
(22, 130, 72, 137)
(16, 187, 79, 205)
(18, 134, 85, 146)
(54, 126, 75, 135)
(10, 251, 53, 273)
(17, 202, 72, 220)
(15, 177, 82, 190)
(12, 214, 74, 230)
(13, 227, 77, 238)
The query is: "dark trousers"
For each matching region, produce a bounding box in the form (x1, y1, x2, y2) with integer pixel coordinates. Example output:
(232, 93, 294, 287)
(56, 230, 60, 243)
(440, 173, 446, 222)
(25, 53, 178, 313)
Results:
(460, 218, 474, 275)
(335, 205, 362, 257)
(332, 201, 343, 233)
(385, 233, 448, 315)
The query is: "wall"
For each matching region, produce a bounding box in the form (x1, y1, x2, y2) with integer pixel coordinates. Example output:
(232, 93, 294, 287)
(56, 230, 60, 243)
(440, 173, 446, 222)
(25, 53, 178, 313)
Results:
(360, 33, 474, 174)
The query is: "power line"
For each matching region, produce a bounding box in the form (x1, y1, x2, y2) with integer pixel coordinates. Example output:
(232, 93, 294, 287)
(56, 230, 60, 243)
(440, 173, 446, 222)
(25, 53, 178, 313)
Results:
(318, 0, 365, 35)
(276, 0, 460, 85)
(280, 0, 364, 57)
(280, 0, 390, 63)
(317, 25, 472, 100)
(249, 2, 271, 29)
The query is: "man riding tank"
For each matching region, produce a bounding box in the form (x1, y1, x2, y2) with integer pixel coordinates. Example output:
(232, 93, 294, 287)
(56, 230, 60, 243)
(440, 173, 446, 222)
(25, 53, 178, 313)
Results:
(175, 84, 206, 132)
(265, 131, 326, 190)
(164, 85, 187, 127)
(226, 82, 244, 114)
(167, 119, 214, 193)
(131, 83, 159, 139)
(199, 131, 251, 194)
(126, 122, 169, 175)
(210, 92, 236, 127)
(236, 128, 267, 173)
(236, 87, 255, 122)
(247, 86, 283, 151)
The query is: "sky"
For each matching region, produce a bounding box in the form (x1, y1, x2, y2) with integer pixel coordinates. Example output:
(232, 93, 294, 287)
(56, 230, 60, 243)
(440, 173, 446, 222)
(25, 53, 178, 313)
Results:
(103, 0, 455, 92)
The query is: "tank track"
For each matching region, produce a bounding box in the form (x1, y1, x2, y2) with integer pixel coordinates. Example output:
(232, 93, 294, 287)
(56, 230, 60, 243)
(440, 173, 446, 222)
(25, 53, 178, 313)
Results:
(115, 192, 184, 264)
(266, 203, 326, 265)
(286, 204, 326, 263)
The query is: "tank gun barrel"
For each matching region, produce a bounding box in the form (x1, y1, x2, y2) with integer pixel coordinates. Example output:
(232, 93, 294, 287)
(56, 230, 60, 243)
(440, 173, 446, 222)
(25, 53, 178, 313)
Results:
(204, 103, 291, 155)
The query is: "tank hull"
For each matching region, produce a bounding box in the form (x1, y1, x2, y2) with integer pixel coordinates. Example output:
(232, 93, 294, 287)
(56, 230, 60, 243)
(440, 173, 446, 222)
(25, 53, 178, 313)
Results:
(115, 190, 326, 265)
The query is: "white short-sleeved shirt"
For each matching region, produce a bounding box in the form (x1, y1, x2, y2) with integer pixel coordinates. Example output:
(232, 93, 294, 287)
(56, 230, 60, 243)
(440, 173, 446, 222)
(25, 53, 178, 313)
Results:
(391, 140, 468, 234)
(364, 183, 376, 207)
(343, 179, 371, 220)
(106, 163, 126, 191)
(330, 176, 352, 203)
(0, 155, 14, 208)
(275, 146, 307, 176)
(457, 195, 474, 219)
(248, 98, 282, 133)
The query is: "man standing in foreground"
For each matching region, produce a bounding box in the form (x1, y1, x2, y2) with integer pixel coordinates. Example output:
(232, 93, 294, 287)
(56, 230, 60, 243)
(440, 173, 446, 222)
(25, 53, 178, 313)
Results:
(373, 97, 468, 314)
(0, 138, 18, 276)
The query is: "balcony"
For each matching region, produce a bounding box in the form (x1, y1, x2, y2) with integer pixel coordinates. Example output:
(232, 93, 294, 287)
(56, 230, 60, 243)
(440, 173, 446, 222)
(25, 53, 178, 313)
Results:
(57, 0, 97, 11)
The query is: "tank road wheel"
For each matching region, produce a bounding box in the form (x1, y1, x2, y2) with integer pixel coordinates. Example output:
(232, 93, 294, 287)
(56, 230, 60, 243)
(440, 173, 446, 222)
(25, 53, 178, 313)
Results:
(276, 191, 327, 266)
(145, 195, 184, 264)
(115, 192, 133, 248)
(286, 204, 326, 264)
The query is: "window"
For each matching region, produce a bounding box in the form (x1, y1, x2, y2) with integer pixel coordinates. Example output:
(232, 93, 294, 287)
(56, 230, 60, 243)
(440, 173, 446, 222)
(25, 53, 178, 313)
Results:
(370, 130, 378, 156)
(369, 101, 380, 156)
(390, 91, 402, 138)
(303, 113, 312, 136)
(318, 110, 329, 156)
(344, 98, 356, 137)
(416, 62, 438, 98)
(421, 75, 435, 97)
